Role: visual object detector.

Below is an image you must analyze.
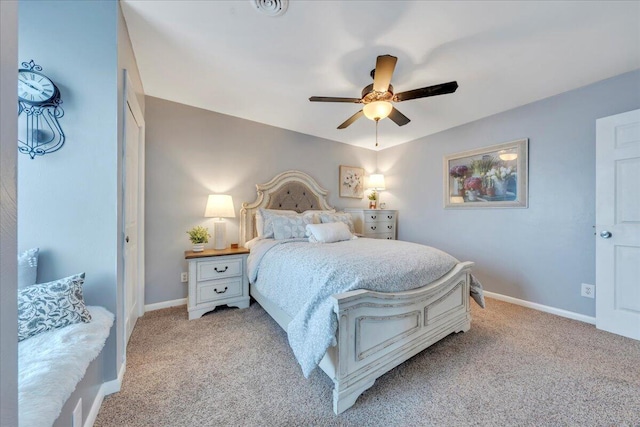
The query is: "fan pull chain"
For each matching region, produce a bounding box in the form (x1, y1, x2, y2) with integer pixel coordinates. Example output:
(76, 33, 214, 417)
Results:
(375, 118, 379, 147)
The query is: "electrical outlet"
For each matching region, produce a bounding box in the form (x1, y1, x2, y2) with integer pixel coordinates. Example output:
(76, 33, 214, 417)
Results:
(72, 398, 82, 427)
(181, 272, 188, 283)
(581, 283, 595, 298)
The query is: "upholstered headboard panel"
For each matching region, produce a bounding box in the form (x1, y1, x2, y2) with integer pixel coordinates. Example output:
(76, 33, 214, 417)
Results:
(264, 181, 321, 213)
(239, 170, 334, 246)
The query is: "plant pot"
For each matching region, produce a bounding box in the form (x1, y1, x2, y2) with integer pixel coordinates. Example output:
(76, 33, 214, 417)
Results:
(192, 243, 205, 252)
(369, 201, 377, 209)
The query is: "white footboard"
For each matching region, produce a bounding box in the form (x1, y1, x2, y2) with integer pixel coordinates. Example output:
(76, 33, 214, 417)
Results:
(324, 261, 474, 414)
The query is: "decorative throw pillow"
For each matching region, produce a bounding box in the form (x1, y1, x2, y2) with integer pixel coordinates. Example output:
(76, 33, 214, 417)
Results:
(18, 248, 39, 288)
(301, 209, 336, 224)
(258, 208, 299, 239)
(272, 215, 310, 240)
(18, 273, 92, 341)
(319, 212, 355, 233)
(306, 222, 355, 243)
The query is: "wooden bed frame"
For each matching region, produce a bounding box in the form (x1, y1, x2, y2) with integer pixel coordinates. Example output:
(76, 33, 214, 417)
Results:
(240, 170, 474, 414)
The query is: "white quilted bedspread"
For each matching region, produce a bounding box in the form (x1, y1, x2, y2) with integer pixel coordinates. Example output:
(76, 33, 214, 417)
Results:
(248, 238, 481, 377)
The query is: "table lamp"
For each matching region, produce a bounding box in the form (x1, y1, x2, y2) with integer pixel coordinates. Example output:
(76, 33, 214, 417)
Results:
(368, 174, 386, 208)
(204, 194, 235, 250)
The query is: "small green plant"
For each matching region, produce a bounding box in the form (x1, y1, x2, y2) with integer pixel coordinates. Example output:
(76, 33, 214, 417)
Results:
(187, 225, 210, 244)
(368, 190, 378, 201)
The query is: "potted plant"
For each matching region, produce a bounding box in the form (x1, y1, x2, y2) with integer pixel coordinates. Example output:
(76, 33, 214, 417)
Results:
(187, 225, 210, 252)
(368, 191, 378, 209)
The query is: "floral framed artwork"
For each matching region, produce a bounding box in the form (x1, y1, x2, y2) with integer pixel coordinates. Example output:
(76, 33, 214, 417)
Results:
(444, 138, 528, 209)
(339, 165, 364, 198)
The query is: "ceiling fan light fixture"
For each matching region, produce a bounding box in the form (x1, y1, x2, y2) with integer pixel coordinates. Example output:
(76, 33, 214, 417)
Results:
(363, 101, 393, 121)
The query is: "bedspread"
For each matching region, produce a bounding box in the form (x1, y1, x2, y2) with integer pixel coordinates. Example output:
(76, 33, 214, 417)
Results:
(248, 238, 484, 377)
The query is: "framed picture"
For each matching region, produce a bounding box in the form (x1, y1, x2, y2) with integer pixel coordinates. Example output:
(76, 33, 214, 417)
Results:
(339, 165, 364, 198)
(444, 138, 528, 209)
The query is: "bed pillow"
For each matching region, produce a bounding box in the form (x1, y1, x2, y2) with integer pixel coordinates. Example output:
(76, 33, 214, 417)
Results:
(256, 208, 297, 238)
(18, 248, 39, 289)
(272, 216, 311, 240)
(301, 209, 336, 224)
(306, 222, 355, 243)
(18, 273, 92, 341)
(318, 212, 355, 233)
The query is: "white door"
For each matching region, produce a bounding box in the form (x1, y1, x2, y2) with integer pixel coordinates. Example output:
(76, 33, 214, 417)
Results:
(123, 74, 145, 346)
(595, 109, 640, 340)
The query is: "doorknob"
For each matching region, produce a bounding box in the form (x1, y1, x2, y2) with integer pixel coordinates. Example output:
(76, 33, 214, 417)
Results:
(600, 231, 612, 239)
(125, 236, 130, 243)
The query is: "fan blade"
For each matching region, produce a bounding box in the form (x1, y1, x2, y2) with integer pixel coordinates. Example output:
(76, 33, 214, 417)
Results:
(388, 107, 410, 126)
(393, 81, 458, 102)
(337, 110, 364, 129)
(309, 96, 362, 103)
(373, 55, 397, 92)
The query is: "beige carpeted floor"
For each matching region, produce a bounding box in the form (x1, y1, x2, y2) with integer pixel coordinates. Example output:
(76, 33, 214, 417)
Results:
(95, 298, 640, 426)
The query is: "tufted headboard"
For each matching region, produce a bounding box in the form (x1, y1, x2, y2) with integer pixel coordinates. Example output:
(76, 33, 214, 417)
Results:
(239, 170, 334, 246)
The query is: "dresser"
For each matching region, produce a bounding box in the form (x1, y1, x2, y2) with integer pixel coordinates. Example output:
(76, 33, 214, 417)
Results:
(184, 247, 250, 320)
(345, 209, 397, 240)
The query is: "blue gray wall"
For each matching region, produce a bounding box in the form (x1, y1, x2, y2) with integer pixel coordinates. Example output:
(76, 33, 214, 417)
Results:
(1, 1, 18, 425)
(17, 1, 144, 423)
(144, 96, 376, 305)
(378, 70, 640, 317)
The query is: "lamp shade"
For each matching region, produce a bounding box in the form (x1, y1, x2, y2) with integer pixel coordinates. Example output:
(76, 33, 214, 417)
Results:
(363, 101, 393, 121)
(368, 174, 386, 190)
(204, 194, 235, 218)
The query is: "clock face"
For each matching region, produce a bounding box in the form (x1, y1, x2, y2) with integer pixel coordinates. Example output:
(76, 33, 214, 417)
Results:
(18, 70, 57, 104)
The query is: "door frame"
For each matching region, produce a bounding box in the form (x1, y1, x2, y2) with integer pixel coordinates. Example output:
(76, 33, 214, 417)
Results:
(123, 70, 145, 340)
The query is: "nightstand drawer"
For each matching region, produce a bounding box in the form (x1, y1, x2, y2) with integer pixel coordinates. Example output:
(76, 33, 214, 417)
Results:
(197, 258, 242, 281)
(197, 277, 243, 304)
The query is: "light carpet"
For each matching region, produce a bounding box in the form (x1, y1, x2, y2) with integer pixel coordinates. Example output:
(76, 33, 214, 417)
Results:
(95, 298, 640, 426)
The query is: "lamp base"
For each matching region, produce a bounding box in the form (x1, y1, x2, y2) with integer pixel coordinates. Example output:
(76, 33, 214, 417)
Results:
(213, 219, 226, 250)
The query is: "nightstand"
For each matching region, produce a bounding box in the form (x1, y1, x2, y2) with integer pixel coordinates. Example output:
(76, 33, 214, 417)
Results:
(345, 209, 397, 240)
(184, 247, 250, 320)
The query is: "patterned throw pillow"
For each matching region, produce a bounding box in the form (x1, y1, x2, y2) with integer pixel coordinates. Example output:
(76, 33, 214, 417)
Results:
(259, 208, 301, 239)
(18, 248, 39, 288)
(272, 215, 310, 240)
(319, 212, 355, 233)
(18, 273, 92, 341)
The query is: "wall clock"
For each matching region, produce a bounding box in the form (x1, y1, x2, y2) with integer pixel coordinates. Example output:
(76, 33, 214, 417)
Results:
(18, 60, 65, 159)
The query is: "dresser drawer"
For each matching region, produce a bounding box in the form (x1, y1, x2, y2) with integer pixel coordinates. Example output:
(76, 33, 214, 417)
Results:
(363, 222, 395, 234)
(197, 277, 243, 304)
(197, 257, 242, 281)
(364, 231, 396, 240)
(364, 212, 396, 223)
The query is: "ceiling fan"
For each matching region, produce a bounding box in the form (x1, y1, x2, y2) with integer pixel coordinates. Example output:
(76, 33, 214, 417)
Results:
(309, 54, 458, 130)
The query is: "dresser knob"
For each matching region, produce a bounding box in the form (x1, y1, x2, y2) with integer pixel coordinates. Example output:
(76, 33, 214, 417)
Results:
(387, 225, 393, 229)
(214, 266, 228, 273)
(371, 226, 377, 230)
(214, 286, 228, 294)
(387, 215, 393, 219)
(371, 215, 377, 219)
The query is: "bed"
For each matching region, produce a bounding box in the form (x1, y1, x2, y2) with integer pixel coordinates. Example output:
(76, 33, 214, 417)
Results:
(240, 170, 483, 414)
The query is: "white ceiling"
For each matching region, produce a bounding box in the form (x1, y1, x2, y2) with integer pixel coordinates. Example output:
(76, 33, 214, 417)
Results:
(121, 1, 640, 150)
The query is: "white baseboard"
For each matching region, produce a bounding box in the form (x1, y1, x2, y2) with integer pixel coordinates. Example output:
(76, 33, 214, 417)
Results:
(84, 383, 105, 427)
(102, 361, 126, 396)
(144, 298, 186, 312)
(483, 291, 596, 325)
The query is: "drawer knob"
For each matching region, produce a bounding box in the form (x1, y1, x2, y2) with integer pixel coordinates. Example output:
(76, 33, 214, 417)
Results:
(214, 266, 228, 273)
(371, 215, 377, 219)
(387, 225, 393, 229)
(370, 226, 377, 230)
(387, 215, 393, 219)
(386, 237, 393, 240)
(214, 286, 228, 294)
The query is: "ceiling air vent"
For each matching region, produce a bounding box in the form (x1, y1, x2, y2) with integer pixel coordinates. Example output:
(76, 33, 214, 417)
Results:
(252, 0, 288, 17)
